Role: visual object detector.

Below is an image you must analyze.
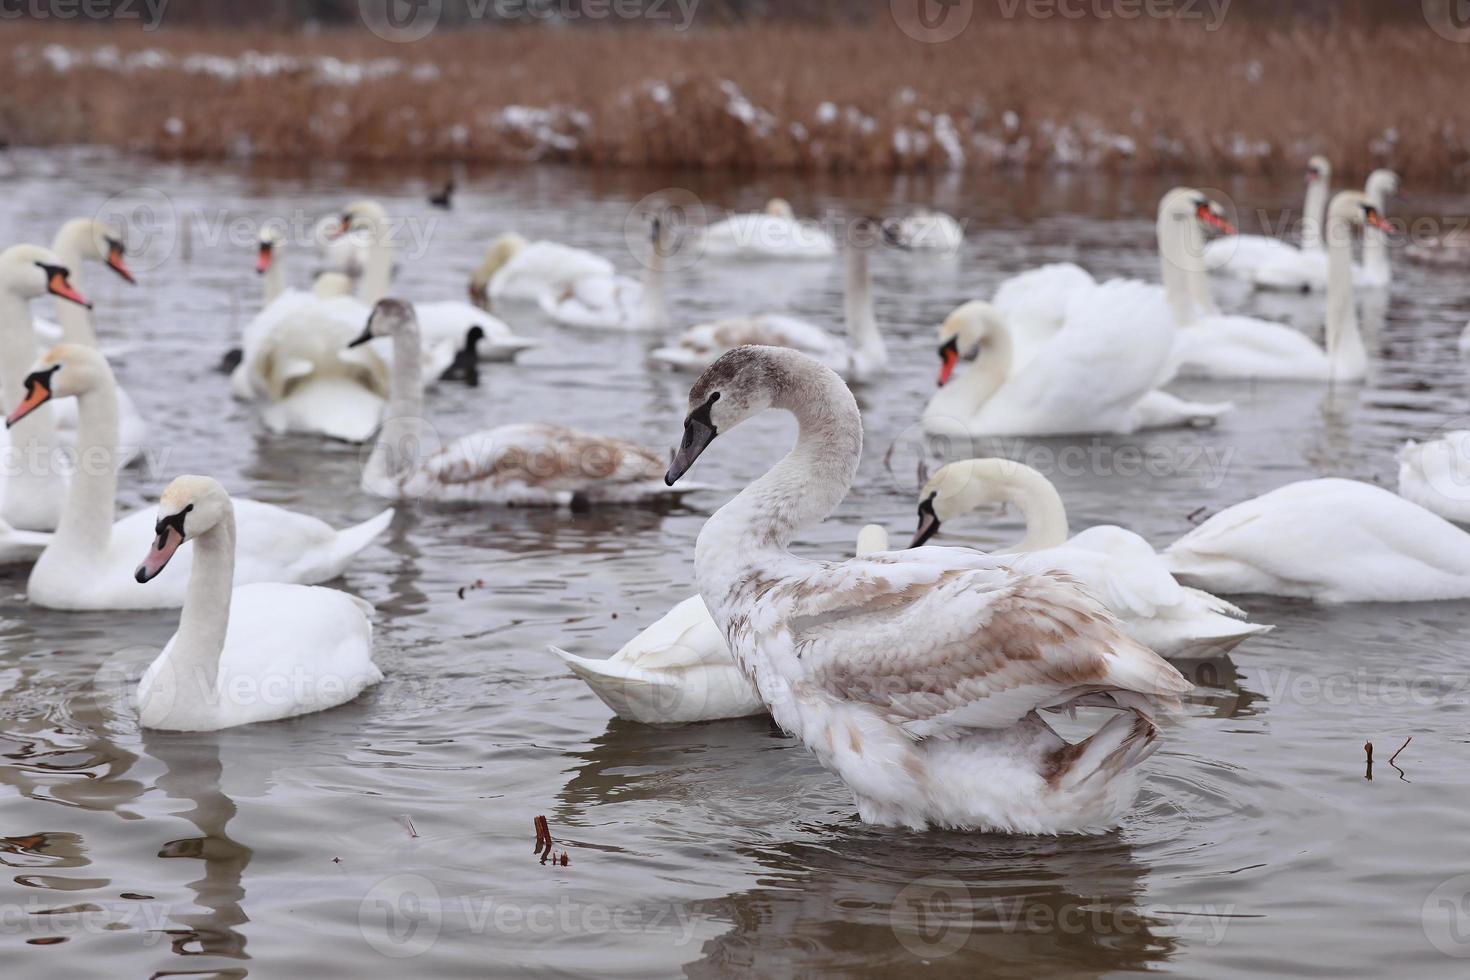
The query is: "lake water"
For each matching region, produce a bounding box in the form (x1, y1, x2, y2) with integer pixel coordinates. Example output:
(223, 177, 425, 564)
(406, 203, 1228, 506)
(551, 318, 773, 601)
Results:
(1, 148, 1469, 978)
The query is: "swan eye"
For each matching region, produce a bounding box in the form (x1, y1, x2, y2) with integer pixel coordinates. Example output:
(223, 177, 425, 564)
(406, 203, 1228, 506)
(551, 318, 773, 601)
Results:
(153, 503, 194, 547)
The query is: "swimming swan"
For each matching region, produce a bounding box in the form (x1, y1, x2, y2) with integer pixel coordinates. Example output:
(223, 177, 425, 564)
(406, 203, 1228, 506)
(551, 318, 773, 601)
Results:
(664, 345, 1190, 833)
(133, 475, 382, 732)
(699, 198, 837, 260)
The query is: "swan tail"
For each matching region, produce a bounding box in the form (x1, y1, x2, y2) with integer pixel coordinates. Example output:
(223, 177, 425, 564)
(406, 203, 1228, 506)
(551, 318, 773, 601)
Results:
(479, 337, 537, 362)
(649, 347, 709, 373)
(323, 508, 395, 574)
(1049, 710, 1160, 793)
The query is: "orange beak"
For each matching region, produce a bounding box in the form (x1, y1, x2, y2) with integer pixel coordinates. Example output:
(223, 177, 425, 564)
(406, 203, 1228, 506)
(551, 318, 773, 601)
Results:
(1366, 209, 1393, 234)
(256, 244, 273, 275)
(48, 271, 91, 309)
(937, 338, 959, 387)
(327, 217, 351, 241)
(1196, 204, 1236, 236)
(106, 247, 136, 285)
(135, 525, 184, 584)
(7, 373, 53, 428)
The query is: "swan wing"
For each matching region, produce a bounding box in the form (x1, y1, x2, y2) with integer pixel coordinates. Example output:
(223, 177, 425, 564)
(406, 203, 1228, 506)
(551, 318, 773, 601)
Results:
(761, 548, 1188, 739)
(417, 423, 665, 499)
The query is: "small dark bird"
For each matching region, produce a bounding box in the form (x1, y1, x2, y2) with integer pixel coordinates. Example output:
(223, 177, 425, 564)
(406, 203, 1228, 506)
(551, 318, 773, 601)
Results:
(218, 347, 244, 375)
(430, 180, 455, 209)
(438, 325, 483, 387)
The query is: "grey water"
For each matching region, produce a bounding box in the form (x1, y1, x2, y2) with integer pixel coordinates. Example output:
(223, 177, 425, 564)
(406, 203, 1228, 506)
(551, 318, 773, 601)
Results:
(1, 148, 1469, 977)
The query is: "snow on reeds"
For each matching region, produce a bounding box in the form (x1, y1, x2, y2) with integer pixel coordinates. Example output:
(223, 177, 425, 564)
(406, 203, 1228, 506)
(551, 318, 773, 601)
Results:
(2, 22, 1468, 179)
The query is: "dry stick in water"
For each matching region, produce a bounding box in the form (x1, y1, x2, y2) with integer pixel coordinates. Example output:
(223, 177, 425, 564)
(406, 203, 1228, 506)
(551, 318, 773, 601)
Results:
(1388, 737, 1412, 766)
(1364, 741, 1373, 781)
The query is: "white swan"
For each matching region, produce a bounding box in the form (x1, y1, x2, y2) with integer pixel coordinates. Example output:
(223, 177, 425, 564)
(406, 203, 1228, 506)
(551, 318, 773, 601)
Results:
(537, 214, 672, 331)
(33, 219, 149, 463)
(0, 244, 92, 532)
(1202, 155, 1337, 292)
(922, 281, 1231, 438)
(1398, 431, 1470, 523)
(1361, 169, 1400, 289)
(7, 344, 393, 610)
(1164, 188, 1384, 382)
(338, 201, 536, 363)
(700, 198, 837, 260)
(663, 346, 1190, 833)
(1163, 478, 1470, 603)
(134, 475, 382, 732)
(909, 459, 1271, 657)
(650, 217, 892, 382)
(353, 299, 693, 507)
(470, 231, 615, 305)
(891, 209, 964, 253)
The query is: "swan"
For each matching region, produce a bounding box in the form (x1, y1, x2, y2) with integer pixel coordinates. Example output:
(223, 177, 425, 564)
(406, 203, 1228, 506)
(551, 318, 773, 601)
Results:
(1398, 431, 1470, 523)
(33, 219, 149, 463)
(1163, 188, 1385, 381)
(352, 299, 693, 507)
(336, 201, 537, 364)
(650, 217, 893, 382)
(1163, 478, 1470, 603)
(908, 459, 1271, 657)
(922, 281, 1232, 438)
(469, 231, 615, 306)
(1361, 169, 1400, 289)
(700, 198, 837, 260)
(662, 345, 1190, 833)
(537, 214, 672, 331)
(6, 344, 394, 610)
(1202, 155, 1337, 292)
(0, 244, 91, 532)
(133, 475, 382, 732)
(890, 209, 964, 253)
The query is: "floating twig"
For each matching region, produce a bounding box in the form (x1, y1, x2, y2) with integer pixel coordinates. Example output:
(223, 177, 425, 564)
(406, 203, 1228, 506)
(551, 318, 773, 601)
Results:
(1364, 741, 1373, 781)
(1186, 506, 1208, 525)
(397, 814, 420, 839)
(457, 579, 487, 600)
(1389, 736, 1412, 781)
(533, 815, 570, 866)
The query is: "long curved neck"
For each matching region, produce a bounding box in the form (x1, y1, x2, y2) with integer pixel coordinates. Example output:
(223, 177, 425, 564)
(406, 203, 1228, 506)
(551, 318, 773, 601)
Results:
(695, 366, 863, 580)
(844, 245, 883, 359)
(167, 508, 237, 697)
(52, 380, 121, 556)
(50, 234, 98, 348)
(940, 320, 1012, 418)
(1325, 214, 1365, 380)
(358, 226, 395, 306)
(988, 467, 1069, 551)
(365, 321, 427, 488)
(1302, 178, 1329, 250)
(0, 289, 64, 527)
(1158, 210, 1216, 325)
(639, 240, 668, 330)
(1363, 185, 1391, 283)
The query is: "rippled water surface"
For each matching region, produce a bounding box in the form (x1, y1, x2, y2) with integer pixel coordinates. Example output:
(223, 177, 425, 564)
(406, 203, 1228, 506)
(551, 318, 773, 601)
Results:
(2, 150, 1469, 978)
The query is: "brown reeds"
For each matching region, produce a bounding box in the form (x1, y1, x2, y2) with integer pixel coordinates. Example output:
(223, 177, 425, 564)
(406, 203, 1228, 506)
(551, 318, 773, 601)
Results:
(2, 20, 1468, 180)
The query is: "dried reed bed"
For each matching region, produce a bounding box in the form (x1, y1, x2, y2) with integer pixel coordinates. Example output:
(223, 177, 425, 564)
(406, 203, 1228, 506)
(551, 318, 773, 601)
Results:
(3, 21, 1468, 180)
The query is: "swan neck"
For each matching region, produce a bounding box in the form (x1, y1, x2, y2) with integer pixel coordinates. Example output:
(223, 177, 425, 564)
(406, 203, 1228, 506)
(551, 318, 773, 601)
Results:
(0, 290, 64, 527)
(49, 238, 98, 348)
(53, 380, 121, 555)
(639, 245, 669, 330)
(844, 245, 883, 357)
(695, 365, 862, 578)
(358, 227, 395, 306)
(366, 320, 427, 489)
(167, 511, 237, 699)
(1325, 214, 1364, 376)
(999, 469, 1069, 551)
(943, 318, 1012, 418)
(262, 254, 285, 307)
(1302, 179, 1328, 250)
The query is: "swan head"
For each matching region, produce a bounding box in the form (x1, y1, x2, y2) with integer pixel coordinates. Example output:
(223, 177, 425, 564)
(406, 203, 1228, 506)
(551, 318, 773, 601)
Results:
(665, 345, 843, 485)
(935, 301, 1003, 385)
(332, 200, 389, 244)
(1159, 188, 1235, 236)
(469, 232, 530, 296)
(1306, 155, 1332, 184)
(53, 218, 134, 284)
(351, 298, 417, 348)
(0, 244, 91, 308)
(1366, 169, 1401, 205)
(5, 343, 114, 429)
(1328, 190, 1393, 238)
(911, 458, 1064, 549)
(850, 215, 910, 252)
(135, 475, 232, 584)
(256, 225, 286, 275)
(764, 198, 796, 221)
